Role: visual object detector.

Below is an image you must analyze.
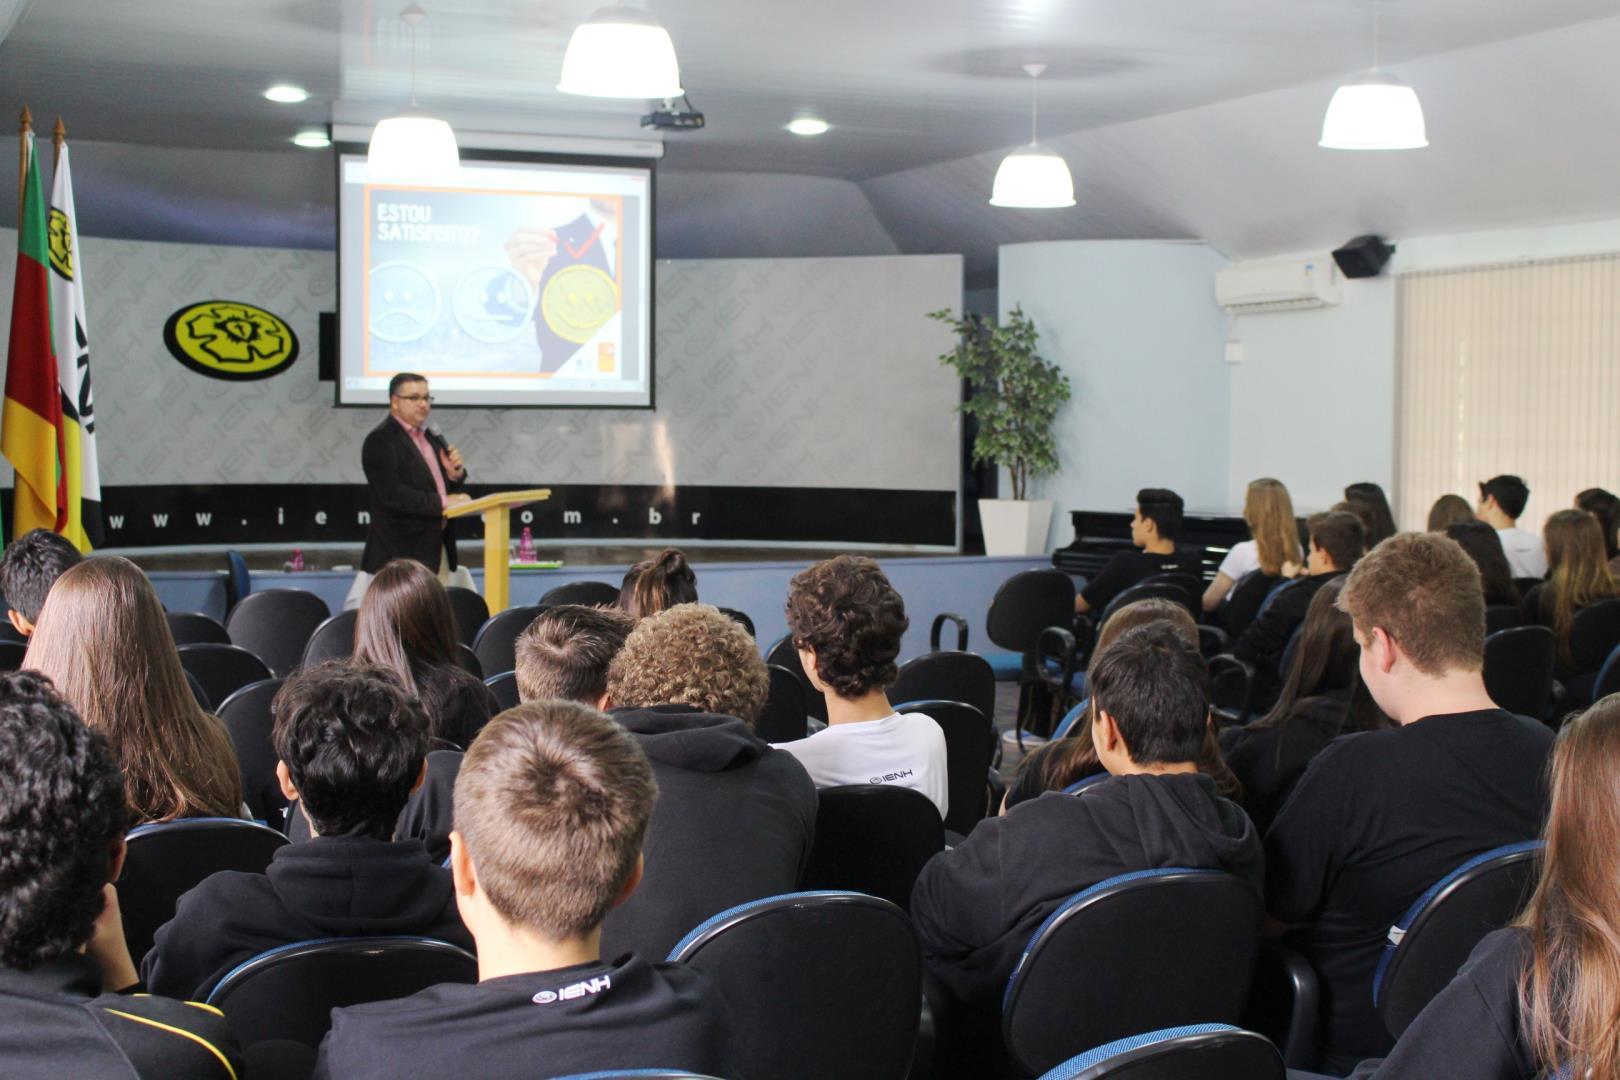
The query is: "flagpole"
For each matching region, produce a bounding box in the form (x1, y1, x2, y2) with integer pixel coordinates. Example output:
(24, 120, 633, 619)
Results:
(17, 105, 30, 223)
(52, 115, 64, 167)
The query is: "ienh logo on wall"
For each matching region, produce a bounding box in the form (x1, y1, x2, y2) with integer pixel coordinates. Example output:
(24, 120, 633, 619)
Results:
(162, 300, 300, 381)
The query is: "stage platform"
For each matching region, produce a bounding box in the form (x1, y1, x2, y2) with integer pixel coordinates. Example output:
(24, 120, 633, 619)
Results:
(135, 546, 1054, 663)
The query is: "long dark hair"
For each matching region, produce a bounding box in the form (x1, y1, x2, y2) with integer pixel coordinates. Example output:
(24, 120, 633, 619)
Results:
(1343, 482, 1397, 548)
(1575, 488, 1620, 561)
(1251, 577, 1390, 762)
(1445, 519, 1521, 608)
(353, 559, 461, 733)
(619, 548, 698, 621)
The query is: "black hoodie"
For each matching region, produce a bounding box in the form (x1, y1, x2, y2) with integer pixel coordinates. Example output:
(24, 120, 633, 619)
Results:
(141, 835, 472, 1000)
(601, 705, 818, 960)
(910, 771, 1264, 1011)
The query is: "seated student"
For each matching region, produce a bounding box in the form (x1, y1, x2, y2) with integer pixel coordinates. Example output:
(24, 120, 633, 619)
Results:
(1339, 694, 1620, 1079)
(1004, 598, 1241, 808)
(1477, 474, 1546, 579)
(1522, 508, 1620, 673)
(143, 663, 470, 999)
(1074, 488, 1201, 615)
(601, 603, 817, 959)
(1343, 482, 1397, 549)
(618, 547, 698, 620)
(1445, 519, 1522, 608)
(312, 702, 735, 1080)
(1266, 532, 1554, 1072)
(775, 555, 949, 817)
(1231, 510, 1364, 684)
(911, 624, 1263, 1022)
(0, 671, 242, 1079)
(0, 527, 81, 637)
(1425, 492, 1474, 533)
(1221, 578, 1391, 834)
(1201, 478, 1301, 617)
(1575, 486, 1620, 574)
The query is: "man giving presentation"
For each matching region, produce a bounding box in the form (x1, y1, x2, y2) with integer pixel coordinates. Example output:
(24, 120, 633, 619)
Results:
(360, 372, 470, 579)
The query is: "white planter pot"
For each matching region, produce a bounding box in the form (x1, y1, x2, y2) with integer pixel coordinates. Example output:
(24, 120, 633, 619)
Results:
(978, 498, 1054, 557)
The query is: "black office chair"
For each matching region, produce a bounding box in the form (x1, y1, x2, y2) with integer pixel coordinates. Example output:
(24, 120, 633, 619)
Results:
(205, 936, 478, 1047)
(717, 606, 755, 638)
(300, 609, 358, 667)
(225, 550, 253, 615)
(1512, 577, 1545, 600)
(166, 611, 232, 646)
(1483, 626, 1556, 718)
(890, 650, 997, 725)
(1372, 840, 1542, 1039)
(1103, 581, 1196, 624)
(185, 670, 212, 710)
(539, 580, 621, 607)
(225, 588, 331, 677)
(445, 586, 489, 648)
(1140, 572, 1206, 611)
(667, 891, 921, 1080)
(1001, 869, 1263, 1077)
(472, 604, 546, 677)
(1033, 1025, 1284, 1080)
(766, 634, 826, 723)
(485, 670, 520, 711)
(896, 699, 996, 835)
(985, 568, 1076, 742)
(177, 643, 276, 712)
(217, 677, 288, 826)
(120, 817, 290, 964)
(800, 785, 944, 909)
(552, 1074, 722, 1080)
(0, 639, 27, 673)
(1223, 571, 1283, 640)
(1569, 598, 1620, 675)
(1484, 604, 1523, 635)
(756, 664, 809, 743)
(1240, 940, 1321, 1070)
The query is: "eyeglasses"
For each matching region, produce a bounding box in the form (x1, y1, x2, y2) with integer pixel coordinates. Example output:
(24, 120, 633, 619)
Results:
(393, 393, 434, 403)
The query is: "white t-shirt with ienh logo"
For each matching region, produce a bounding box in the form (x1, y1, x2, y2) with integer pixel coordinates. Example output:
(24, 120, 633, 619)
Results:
(773, 712, 949, 819)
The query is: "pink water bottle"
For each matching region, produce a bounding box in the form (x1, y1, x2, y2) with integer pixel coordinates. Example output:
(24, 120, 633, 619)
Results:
(290, 548, 305, 572)
(518, 527, 535, 563)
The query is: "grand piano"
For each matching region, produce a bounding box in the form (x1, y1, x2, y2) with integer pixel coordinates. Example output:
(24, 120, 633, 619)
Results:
(1051, 509, 1250, 583)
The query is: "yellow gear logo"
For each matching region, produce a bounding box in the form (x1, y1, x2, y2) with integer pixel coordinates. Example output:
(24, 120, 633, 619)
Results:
(162, 300, 301, 381)
(541, 264, 618, 345)
(46, 209, 73, 280)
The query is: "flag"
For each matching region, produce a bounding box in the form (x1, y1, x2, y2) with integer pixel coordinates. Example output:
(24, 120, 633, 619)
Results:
(3, 129, 64, 540)
(47, 141, 102, 549)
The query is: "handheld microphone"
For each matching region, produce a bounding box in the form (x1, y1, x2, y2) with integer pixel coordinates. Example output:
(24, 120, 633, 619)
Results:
(424, 424, 450, 454)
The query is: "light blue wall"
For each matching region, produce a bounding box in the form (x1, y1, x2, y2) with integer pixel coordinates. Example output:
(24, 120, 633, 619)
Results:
(999, 240, 1231, 550)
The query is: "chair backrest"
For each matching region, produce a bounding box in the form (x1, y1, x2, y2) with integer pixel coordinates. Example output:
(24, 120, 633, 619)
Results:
(891, 650, 997, 725)
(987, 569, 1076, 654)
(445, 586, 489, 648)
(217, 677, 288, 825)
(1224, 571, 1282, 639)
(1570, 598, 1620, 673)
(1276, 626, 1304, 683)
(1053, 699, 1090, 740)
(166, 611, 231, 646)
(539, 580, 622, 607)
(1513, 576, 1545, 599)
(0, 639, 27, 673)
(205, 936, 477, 1048)
(177, 643, 276, 713)
(225, 588, 332, 677)
(1140, 572, 1205, 606)
(765, 635, 826, 722)
(456, 642, 483, 679)
(1484, 604, 1524, 635)
(1595, 642, 1620, 702)
(184, 669, 211, 710)
(895, 699, 995, 834)
(1002, 869, 1263, 1077)
(667, 891, 920, 1080)
(1102, 582, 1197, 625)
(1483, 626, 1557, 718)
(756, 664, 809, 743)
(471, 604, 545, 678)
(225, 550, 253, 614)
(800, 785, 944, 908)
(1372, 840, 1542, 1039)
(717, 606, 755, 638)
(120, 817, 290, 963)
(550, 1074, 724, 1080)
(485, 670, 521, 711)
(300, 608, 358, 667)
(1035, 1025, 1284, 1080)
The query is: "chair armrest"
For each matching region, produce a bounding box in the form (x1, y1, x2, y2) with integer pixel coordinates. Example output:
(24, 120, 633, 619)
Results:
(1198, 624, 1230, 657)
(1241, 939, 1320, 1071)
(1209, 654, 1258, 726)
(931, 612, 969, 652)
(1036, 626, 1079, 697)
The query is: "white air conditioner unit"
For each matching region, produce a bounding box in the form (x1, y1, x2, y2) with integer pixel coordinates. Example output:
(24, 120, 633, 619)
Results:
(1215, 257, 1344, 314)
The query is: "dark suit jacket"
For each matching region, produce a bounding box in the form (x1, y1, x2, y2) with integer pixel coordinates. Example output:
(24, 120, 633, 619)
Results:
(361, 416, 465, 573)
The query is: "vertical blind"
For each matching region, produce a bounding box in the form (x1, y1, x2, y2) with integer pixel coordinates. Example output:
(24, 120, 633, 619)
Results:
(1396, 254, 1620, 533)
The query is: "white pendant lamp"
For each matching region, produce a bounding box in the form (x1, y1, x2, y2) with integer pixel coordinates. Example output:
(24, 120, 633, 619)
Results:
(990, 64, 1076, 209)
(368, 5, 460, 181)
(558, 6, 683, 99)
(1319, 8, 1427, 150)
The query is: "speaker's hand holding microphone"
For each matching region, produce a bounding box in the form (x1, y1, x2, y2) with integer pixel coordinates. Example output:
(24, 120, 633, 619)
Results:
(426, 424, 467, 481)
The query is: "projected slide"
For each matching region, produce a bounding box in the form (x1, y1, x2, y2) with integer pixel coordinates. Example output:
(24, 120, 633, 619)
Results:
(337, 154, 653, 408)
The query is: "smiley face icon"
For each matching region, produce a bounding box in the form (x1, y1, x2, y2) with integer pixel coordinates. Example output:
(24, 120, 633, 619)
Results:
(369, 261, 441, 343)
(540, 264, 619, 345)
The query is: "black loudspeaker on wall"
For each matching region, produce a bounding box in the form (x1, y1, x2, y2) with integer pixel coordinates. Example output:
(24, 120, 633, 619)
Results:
(318, 312, 336, 381)
(1332, 235, 1395, 279)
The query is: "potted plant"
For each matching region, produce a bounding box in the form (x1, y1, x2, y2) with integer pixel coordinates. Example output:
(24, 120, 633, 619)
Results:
(928, 304, 1070, 556)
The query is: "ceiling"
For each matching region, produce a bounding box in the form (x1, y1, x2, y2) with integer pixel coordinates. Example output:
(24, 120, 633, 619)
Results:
(2, 0, 1619, 280)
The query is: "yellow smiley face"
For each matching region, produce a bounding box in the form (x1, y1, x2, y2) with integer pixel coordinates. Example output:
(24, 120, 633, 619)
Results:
(541, 264, 619, 345)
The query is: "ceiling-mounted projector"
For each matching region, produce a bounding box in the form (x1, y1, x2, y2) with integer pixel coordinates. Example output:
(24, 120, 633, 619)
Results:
(642, 95, 705, 131)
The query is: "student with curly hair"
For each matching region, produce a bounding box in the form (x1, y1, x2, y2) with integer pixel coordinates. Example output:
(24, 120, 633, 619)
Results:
(775, 556, 948, 816)
(0, 671, 242, 1078)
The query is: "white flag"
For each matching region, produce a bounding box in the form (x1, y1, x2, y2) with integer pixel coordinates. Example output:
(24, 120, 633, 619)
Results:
(46, 142, 102, 550)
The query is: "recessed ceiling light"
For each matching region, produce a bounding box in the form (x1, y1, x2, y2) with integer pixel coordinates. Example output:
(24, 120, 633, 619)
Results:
(264, 84, 309, 104)
(788, 117, 830, 137)
(292, 130, 332, 149)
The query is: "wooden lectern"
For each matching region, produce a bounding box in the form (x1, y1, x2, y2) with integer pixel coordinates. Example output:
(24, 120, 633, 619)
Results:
(443, 489, 551, 613)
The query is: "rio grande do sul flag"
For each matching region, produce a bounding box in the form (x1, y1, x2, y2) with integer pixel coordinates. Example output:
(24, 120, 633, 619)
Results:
(47, 141, 103, 549)
(2, 129, 65, 540)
